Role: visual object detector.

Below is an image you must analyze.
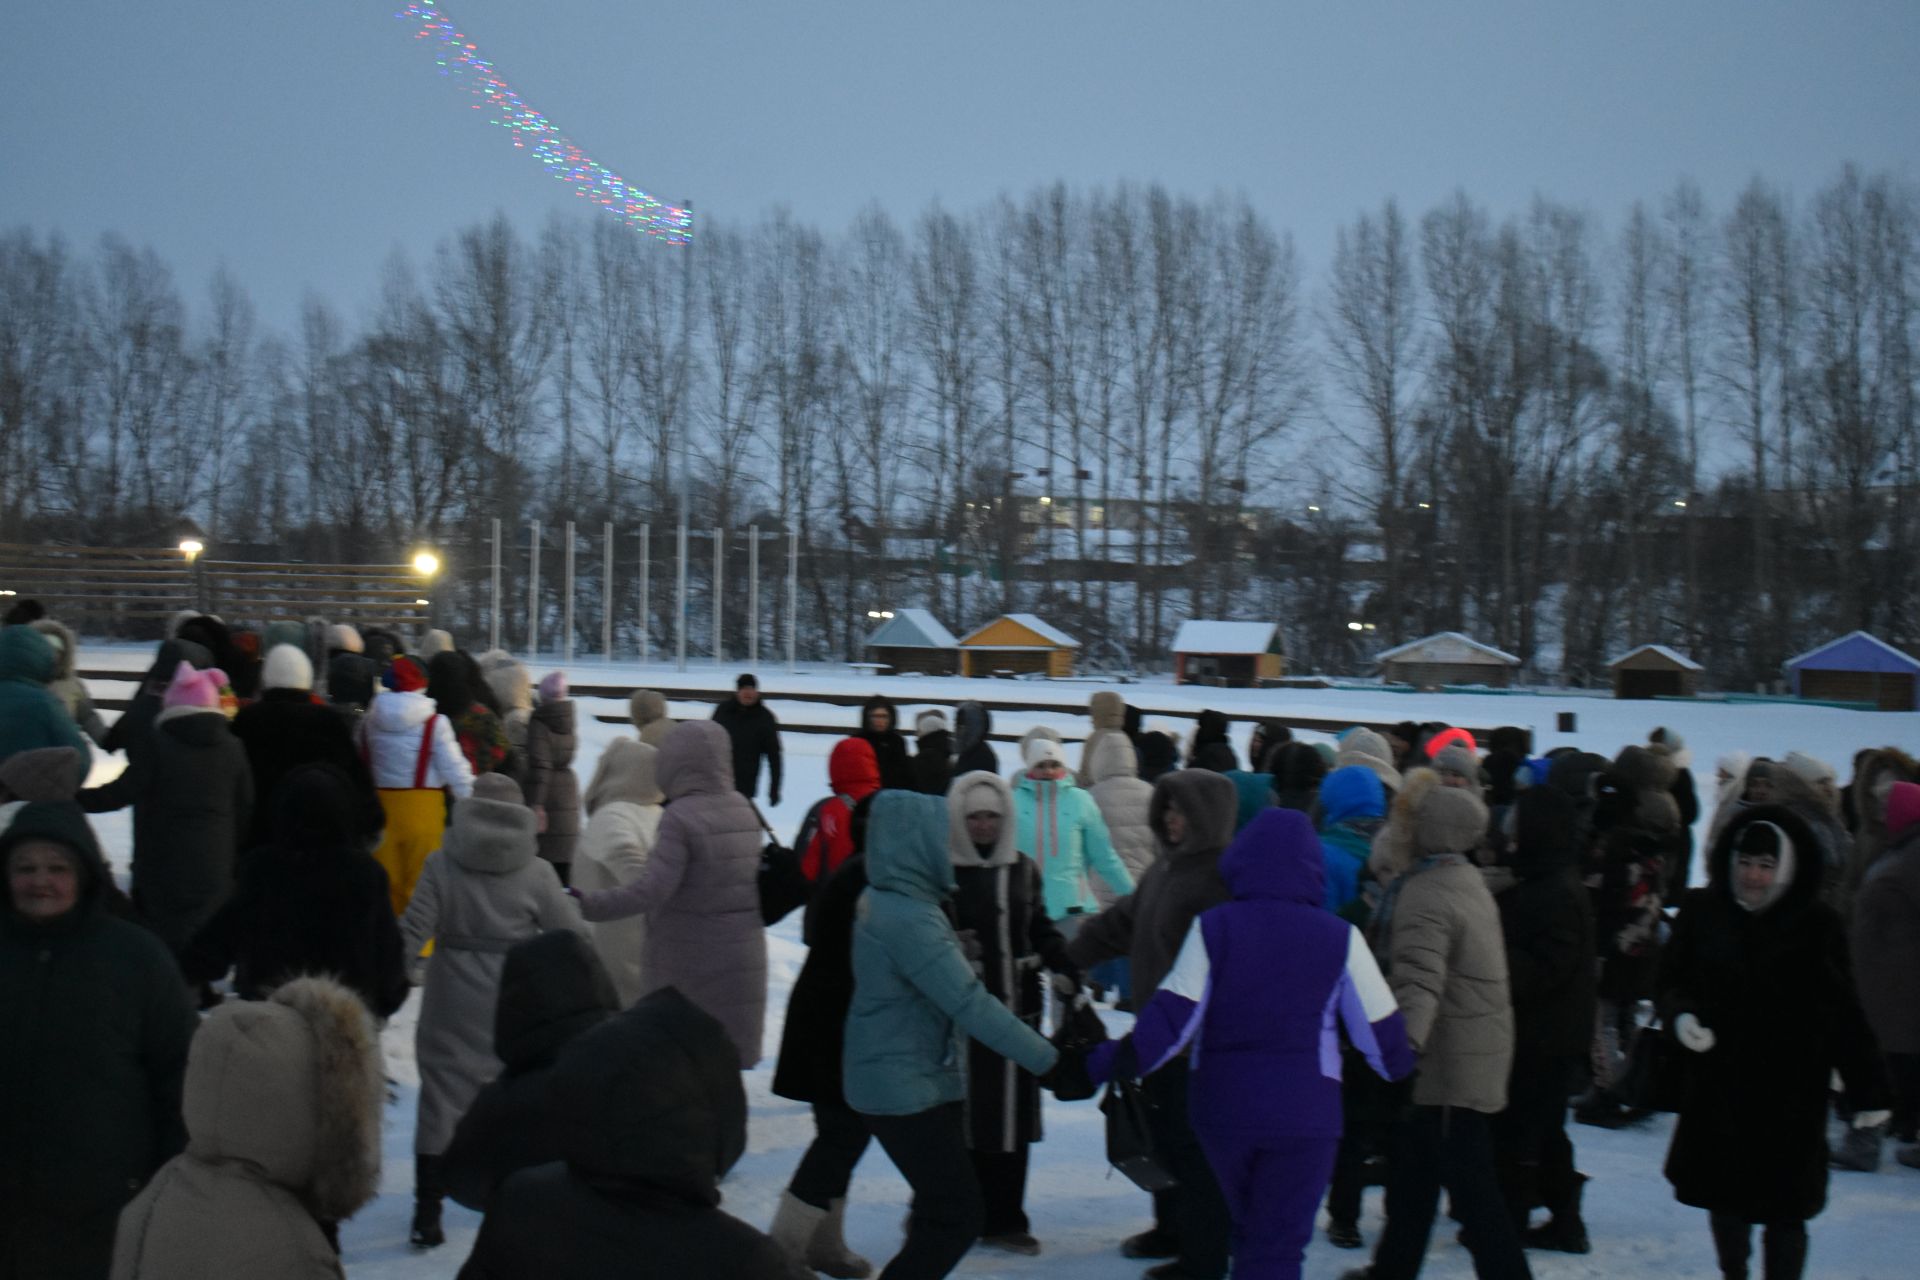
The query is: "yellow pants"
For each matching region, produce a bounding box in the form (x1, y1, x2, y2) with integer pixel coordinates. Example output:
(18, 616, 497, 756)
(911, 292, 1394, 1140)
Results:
(375, 788, 447, 917)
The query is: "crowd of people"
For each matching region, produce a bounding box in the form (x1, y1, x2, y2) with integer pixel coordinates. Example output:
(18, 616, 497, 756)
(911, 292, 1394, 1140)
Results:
(1, 597, 1917, 1280)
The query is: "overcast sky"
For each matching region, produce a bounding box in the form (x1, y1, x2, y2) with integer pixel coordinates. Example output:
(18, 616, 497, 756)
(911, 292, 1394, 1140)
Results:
(4, 1, 1916, 333)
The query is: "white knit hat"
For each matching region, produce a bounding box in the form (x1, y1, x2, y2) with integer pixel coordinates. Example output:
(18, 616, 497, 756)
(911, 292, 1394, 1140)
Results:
(261, 643, 314, 693)
(1024, 737, 1066, 768)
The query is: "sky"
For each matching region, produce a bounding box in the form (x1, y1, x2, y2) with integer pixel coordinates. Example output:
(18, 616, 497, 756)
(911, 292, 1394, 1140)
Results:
(3, 1, 1917, 335)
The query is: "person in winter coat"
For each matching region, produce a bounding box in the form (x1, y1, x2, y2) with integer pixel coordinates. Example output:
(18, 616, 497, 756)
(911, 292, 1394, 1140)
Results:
(1247, 718, 1293, 775)
(443, 931, 622, 1212)
(110, 975, 384, 1280)
(427, 651, 509, 780)
(570, 737, 664, 1006)
(400, 772, 586, 1248)
(1, 802, 197, 1280)
(1489, 787, 1598, 1253)
(801, 738, 884, 888)
(1011, 736, 1133, 922)
(842, 790, 1061, 1280)
(577, 719, 768, 1066)
(324, 625, 376, 715)
(1067, 768, 1241, 1278)
(1320, 765, 1387, 917)
(359, 626, 404, 670)
(1355, 782, 1531, 1280)
(1222, 757, 1278, 833)
(0, 624, 92, 764)
(713, 672, 783, 804)
(1089, 808, 1415, 1280)
(952, 700, 998, 778)
(855, 693, 914, 791)
(28, 618, 110, 746)
(770, 823, 880, 1280)
(1136, 727, 1181, 783)
(103, 636, 213, 759)
(1188, 708, 1233, 764)
(231, 644, 382, 853)
(1660, 806, 1888, 1280)
(80, 662, 253, 958)
(458, 987, 808, 1280)
(911, 709, 954, 795)
(1009, 724, 1065, 784)
(1840, 746, 1919, 914)
(1336, 727, 1404, 796)
(1083, 732, 1156, 1005)
(630, 687, 674, 747)
(525, 671, 581, 880)
(1271, 740, 1329, 813)
(475, 650, 534, 788)
(182, 764, 408, 1019)
(357, 656, 475, 915)
(946, 771, 1082, 1254)
(1851, 782, 1920, 1168)
(1075, 690, 1131, 789)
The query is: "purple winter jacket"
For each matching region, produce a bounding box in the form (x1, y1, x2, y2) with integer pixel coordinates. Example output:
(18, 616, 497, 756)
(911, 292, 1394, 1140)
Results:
(1095, 807, 1413, 1139)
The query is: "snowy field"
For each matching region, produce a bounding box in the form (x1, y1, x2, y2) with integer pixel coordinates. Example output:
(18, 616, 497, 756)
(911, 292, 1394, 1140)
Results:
(73, 649, 1920, 1278)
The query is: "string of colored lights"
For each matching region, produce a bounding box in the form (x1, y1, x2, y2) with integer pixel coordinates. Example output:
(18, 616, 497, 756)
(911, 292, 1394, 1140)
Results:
(395, 1, 692, 244)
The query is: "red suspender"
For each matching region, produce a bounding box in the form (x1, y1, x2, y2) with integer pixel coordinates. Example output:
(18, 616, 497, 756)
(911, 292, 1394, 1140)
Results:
(414, 715, 439, 789)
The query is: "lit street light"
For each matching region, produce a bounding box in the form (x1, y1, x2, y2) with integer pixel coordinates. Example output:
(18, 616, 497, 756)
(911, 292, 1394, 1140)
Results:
(178, 539, 204, 562)
(411, 550, 441, 577)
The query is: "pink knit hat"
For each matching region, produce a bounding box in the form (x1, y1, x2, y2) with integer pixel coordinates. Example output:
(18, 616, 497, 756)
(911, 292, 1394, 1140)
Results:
(538, 671, 569, 702)
(163, 661, 228, 710)
(1886, 781, 1920, 840)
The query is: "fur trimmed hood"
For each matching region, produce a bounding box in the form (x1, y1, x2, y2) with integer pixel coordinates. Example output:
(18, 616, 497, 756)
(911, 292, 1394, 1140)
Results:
(26, 617, 79, 681)
(948, 769, 1018, 866)
(1369, 766, 1444, 881)
(182, 975, 383, 1221)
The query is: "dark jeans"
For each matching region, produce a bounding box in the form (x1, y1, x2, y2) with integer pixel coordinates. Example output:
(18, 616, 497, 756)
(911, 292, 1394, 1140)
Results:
(1370, 1105, 1532, 1280)
(865, 1103, 982, 1280)
(1888, 1052, 1920, 1143)
(1710, 1212, 1808, 1280)
(790, 1100, 874, 1209)
(1144, 1056, 1232, 1279)
(1327, 1057, 1402, 1226)
(1490, 1054, 1582, 1225)
(970, 1145, 1031, 1236)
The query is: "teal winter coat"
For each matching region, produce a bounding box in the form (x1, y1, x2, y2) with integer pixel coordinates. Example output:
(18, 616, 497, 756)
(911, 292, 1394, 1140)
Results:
(1011, 772, 1133, 919)
(843, 792, 1057, 1116)
(0, 626, 90, 765)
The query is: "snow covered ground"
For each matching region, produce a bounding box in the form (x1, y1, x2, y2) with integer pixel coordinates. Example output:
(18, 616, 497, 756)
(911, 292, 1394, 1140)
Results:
(72, 650, 1920, 1277)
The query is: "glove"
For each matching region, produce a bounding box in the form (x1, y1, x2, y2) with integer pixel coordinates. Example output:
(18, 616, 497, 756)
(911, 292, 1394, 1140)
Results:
(1674, 1012, 1715, 1054)
(1044, 1043, 1098, 1101)
(1852, 1109, 1892, 1130)
(1049, 971, 1082, 998)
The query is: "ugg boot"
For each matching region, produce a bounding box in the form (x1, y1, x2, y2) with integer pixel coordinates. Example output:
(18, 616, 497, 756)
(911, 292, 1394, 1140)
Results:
(410, 1154, 446, 1249)
(1829, 1121, 1884, 1172)
(768, 1191, 828, 1267)
(807, 1197, 874, 1279)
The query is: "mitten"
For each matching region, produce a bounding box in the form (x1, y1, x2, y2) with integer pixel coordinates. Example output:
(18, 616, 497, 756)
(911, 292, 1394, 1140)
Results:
(1674, 1012, 1715, 1053)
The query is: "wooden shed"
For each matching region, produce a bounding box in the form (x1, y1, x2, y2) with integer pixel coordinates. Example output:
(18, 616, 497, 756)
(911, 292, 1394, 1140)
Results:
(1784, 631, 1920, 711)
(1608, 644, 1704, 700)
(958, 613, 1080, 678)
(1171, 620, 1286, 687)
(864, 608, 960, 676)
(1376, 631, 1520, 689)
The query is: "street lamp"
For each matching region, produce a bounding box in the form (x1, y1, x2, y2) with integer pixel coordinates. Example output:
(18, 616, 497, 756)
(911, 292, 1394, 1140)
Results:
(411, 550, 441, 577)
(178, 539, 204, 562)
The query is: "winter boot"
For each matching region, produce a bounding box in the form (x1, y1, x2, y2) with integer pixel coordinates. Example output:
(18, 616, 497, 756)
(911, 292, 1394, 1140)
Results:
(807, 1197, 875, 1278)
(410, 1154, 446, 1249)
(1326, 1218, 1364, 1249)
(1829, 1121, 1884, 1172)
(1121, 1227, 1179, 1259)
(768, 1191, 829, 1268)
(1761, 1221, 1809, 1280)
(1524, 1170, 1590, 1254)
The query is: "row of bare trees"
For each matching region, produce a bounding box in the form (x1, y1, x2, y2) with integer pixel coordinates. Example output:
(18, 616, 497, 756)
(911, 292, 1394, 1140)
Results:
(1, 164, 1914, 683)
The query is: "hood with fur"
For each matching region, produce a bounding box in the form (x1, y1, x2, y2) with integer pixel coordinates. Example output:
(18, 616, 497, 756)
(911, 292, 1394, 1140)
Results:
(182, 975, 383, 1221)
(1369, 767, 1444, 880)
(585, 738, 663, 812)
(477, 650, 534, 714)
(947, 769, 1017, 867)
(1709, 803, 1824, 917)
(1149, 768, 1239, 857)
(1414, 784, 1489, 856)
(26, 617, 78, 681)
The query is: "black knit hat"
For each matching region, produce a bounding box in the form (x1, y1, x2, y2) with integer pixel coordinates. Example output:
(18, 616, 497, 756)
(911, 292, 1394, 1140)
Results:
(736, 673, 758, 690)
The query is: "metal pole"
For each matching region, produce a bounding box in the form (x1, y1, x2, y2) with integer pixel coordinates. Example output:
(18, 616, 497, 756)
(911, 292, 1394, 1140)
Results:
(490, 517, 501, 652)
(528, 521, 541, 657)
(787, 528, 799, 673)
(712, 526, 725, 666)
(602, 521, 614, 662)
(675, 518, 688, 672)
(639, 525, 651, 667)
(748, 524, 760, 667)
(563, 521, 576, 665)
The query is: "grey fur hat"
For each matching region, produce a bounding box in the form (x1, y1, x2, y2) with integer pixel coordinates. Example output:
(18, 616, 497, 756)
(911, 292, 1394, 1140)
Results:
(1415, 785, 1489, 855)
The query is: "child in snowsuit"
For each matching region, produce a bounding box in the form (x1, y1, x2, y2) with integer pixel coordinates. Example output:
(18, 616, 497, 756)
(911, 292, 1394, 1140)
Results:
(358, 657, 474, 914)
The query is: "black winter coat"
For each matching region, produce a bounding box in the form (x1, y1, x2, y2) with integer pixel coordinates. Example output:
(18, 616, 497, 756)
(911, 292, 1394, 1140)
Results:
(913, 729, 955, 795)
(858, 695, 915, 792)
(771, 856, 868, 1104)
(952, 703, 998, 779)
(459, 987, 804, 1280)
(1660, 805, 1887, 1224)
(81, 707, 254, 956)
(712, 697, 783, 802)
(952, 853, 1077, 1152)
(101, 638, 212, 759)
(230, 688, 382, 850)
(445, 931, 620, 1211)
(0, 803, 197, 1280)
(180, 764, 408, 1019)
(1498, 789, 1597, 1062)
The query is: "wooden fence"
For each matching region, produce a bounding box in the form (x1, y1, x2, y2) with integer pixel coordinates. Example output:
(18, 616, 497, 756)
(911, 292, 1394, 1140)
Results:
(0, 543, 194, 636)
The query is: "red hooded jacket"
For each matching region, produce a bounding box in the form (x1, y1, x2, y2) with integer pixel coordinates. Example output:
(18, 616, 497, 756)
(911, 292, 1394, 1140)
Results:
(801, 738, 883, 882)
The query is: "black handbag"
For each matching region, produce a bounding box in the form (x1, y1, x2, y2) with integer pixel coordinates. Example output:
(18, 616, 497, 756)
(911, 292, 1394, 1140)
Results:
(751, 805, 810, 926)
(1103, 1076, 1178, 1192)
(1617, 1020, 1686, 1113)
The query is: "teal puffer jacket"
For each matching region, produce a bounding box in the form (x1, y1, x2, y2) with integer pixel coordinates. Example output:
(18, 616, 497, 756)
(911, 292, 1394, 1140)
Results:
(0, 626, 90, 764)
(843, 791, 1056, 1116)
(1013, 772, 1133, 919)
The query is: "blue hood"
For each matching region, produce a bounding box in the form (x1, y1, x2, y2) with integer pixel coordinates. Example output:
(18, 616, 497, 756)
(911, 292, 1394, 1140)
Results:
(1319, 765, 1386, 827)
(863, 790, 956, 904)
(1219, 807, 1325, 906)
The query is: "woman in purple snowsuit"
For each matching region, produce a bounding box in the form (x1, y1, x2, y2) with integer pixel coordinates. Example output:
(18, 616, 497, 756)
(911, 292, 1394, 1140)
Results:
(1090, 807, 1414, 1280)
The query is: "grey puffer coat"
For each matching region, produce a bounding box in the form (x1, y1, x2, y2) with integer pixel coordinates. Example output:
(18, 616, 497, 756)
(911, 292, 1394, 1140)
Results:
(578, 721, 768, 1067)
(401, 785, 585, 1154)
(1084, 732, 1157, 907)
(526, 698, 581, 868)
(1074, 690, 1130, 790)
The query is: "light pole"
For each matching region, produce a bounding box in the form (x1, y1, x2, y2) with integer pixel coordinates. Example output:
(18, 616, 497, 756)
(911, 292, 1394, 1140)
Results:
(411, 549, 441, 635)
